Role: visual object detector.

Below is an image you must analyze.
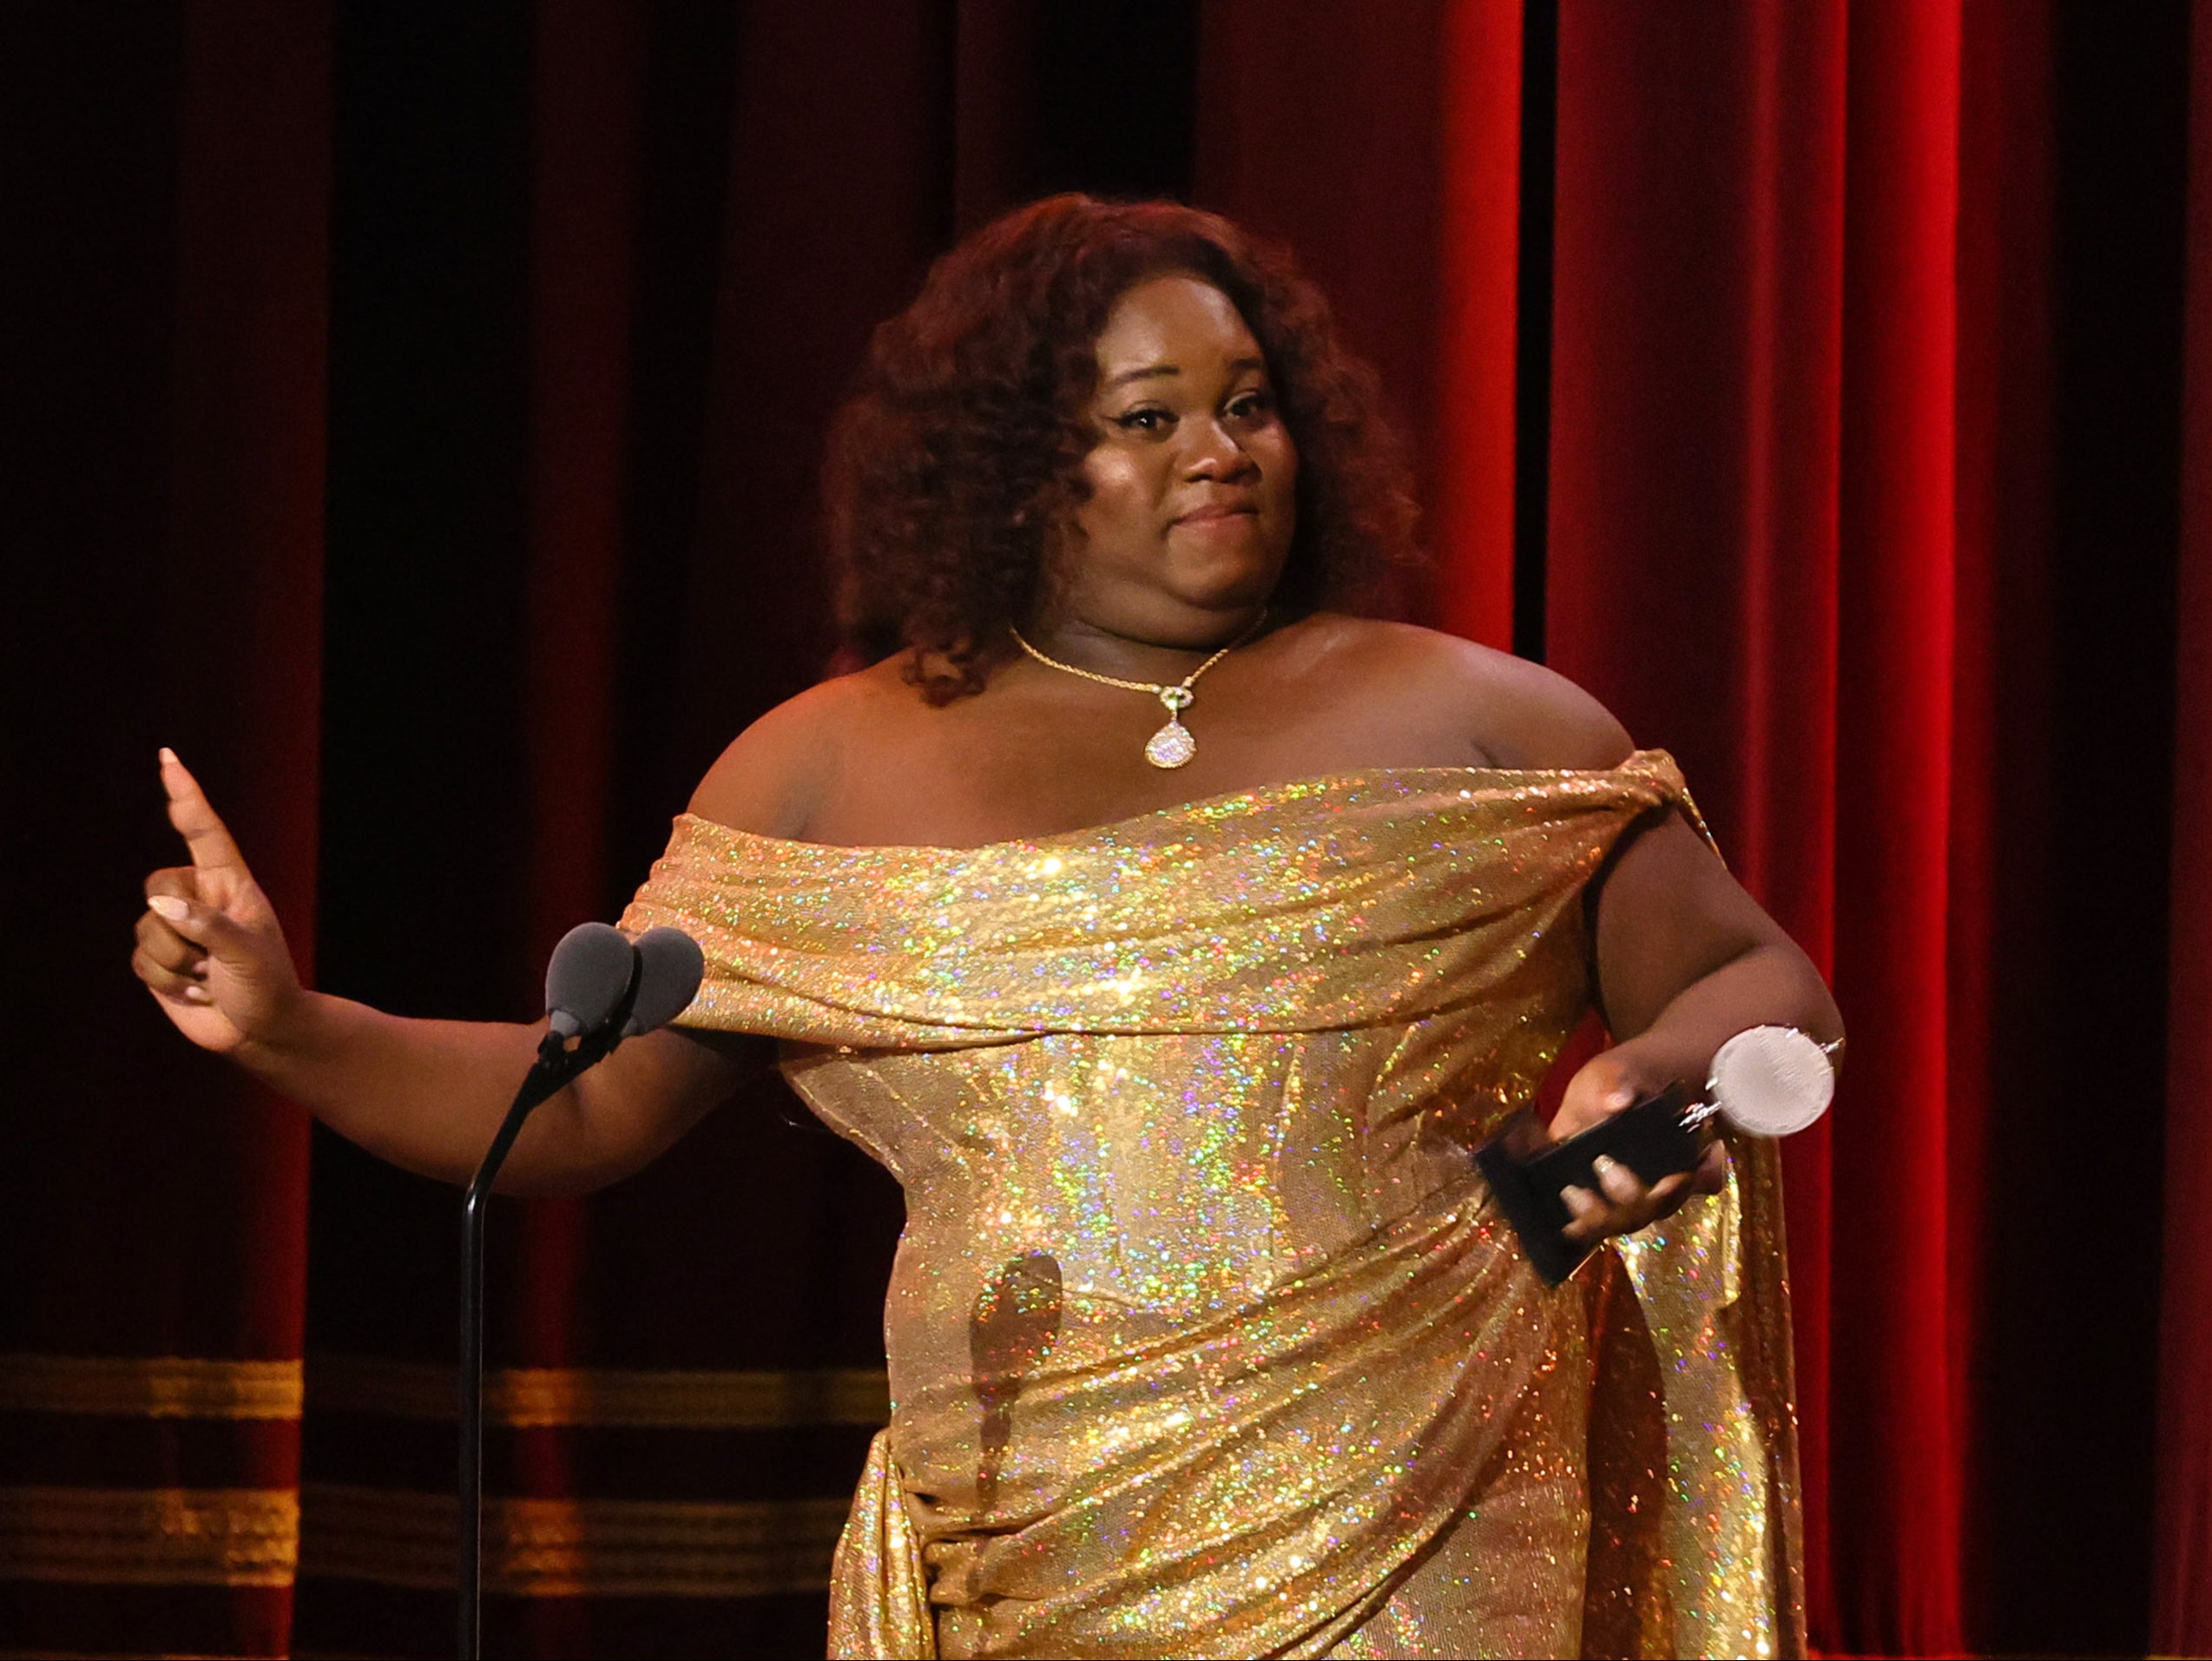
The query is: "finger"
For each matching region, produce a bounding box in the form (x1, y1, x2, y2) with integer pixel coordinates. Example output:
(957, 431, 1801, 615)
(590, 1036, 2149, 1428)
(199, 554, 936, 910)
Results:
(135, 910, 209, 975)
(145, 891, 243, 955)
(160, 748, 248, 874)
(1547, 1104, 1596, 1144)
(1555, 1064, 1637, 1137)
(1592, 1155, 1646, 1207)
(1560, 1183, 1603, 1242)
(145, 867, 200, 902)
(1692, 1143, 1729, 1194)
(134, 949, 214, 1003)
(1644, 1171, 1693, 1221)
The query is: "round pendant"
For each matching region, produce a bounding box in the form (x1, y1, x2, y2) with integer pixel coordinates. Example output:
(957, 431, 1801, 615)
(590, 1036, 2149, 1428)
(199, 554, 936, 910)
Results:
(1144, 718, 1196, 768)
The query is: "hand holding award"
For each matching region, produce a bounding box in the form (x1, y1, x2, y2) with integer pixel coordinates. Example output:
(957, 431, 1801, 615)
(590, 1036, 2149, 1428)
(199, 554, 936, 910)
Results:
(1477, 1025, 1838, 1284)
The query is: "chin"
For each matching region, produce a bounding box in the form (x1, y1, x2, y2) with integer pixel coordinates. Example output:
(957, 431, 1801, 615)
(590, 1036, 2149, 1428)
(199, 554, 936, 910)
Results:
(1163, 536, 1288, 611)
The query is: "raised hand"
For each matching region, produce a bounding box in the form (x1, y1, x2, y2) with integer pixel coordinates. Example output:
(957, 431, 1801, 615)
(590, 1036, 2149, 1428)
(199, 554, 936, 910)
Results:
(130, 749, 306, 1054)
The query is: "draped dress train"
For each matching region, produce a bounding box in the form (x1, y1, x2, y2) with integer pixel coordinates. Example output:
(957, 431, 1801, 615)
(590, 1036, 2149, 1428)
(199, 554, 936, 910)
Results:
(622, 752, 1804, 1660)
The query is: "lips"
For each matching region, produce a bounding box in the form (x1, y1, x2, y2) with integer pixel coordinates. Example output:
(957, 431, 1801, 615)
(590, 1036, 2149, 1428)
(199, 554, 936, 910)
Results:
(1173, 500, 1259, 525)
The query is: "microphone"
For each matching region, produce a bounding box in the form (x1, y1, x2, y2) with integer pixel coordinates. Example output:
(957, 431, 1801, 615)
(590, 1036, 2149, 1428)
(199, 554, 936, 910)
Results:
(456, 921, 702, 1659)
(544, 922, 642, 1039)
(623, 926, 706, 1037)
(539, 922, 701, 1046)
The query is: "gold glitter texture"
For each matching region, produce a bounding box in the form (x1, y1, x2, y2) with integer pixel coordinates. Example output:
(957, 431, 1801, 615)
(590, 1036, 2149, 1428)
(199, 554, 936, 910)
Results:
(622, 753, 1803, 1659)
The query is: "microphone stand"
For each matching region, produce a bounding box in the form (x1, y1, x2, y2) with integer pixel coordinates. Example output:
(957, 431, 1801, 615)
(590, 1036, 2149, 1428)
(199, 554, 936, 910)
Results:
(457, 967, 640, 1661)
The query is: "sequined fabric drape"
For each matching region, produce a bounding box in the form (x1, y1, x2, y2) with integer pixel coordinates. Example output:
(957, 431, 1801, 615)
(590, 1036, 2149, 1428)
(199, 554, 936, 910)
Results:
(622, 753, 1803, 1659)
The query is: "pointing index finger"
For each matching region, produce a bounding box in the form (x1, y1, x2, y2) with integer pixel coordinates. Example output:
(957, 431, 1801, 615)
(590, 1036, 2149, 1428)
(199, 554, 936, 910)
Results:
(159, 748, 247, 873)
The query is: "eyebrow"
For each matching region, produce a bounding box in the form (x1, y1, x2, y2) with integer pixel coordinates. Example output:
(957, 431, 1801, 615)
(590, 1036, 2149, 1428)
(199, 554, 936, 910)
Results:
(1103, 355, 1267, 390)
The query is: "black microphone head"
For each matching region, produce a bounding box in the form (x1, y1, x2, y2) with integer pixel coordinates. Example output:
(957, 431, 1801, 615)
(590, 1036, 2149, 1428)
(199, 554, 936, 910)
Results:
(622, 926, 705, 1037)
(544, 922, 640, 1038)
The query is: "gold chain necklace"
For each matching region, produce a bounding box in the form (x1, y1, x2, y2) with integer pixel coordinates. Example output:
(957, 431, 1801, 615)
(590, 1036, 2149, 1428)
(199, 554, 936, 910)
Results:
(1008, 612, 1267, 769)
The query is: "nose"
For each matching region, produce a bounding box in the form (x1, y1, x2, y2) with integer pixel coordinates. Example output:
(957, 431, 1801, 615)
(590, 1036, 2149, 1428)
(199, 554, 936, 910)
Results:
(1183, 417, 1260, 482)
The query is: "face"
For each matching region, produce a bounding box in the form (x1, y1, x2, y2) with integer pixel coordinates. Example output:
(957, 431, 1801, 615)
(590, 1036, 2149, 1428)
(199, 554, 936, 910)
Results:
(1046, 274, 1298, 646)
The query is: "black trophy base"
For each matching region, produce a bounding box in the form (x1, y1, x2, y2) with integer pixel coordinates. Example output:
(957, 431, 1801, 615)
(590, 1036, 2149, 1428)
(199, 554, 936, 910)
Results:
(1474, 1083, 1706, 1285)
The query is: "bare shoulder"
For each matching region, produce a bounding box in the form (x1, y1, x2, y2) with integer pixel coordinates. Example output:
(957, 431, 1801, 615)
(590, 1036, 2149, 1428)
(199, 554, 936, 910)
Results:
(1309, 615, 1635, 771)
(686, 657, 912, 837)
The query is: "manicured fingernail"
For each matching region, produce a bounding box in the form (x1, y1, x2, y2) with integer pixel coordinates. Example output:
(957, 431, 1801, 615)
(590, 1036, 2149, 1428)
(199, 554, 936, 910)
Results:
(1590, 1155, 1619, 1176)
(148, 895, 188, 922)
(159, 747, 178, 766)
(182, 985, 212, 1005)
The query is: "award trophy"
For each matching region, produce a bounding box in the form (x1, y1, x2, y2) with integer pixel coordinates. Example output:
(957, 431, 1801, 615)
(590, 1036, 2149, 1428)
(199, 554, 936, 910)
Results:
(1475, 1025, 1837, 1284)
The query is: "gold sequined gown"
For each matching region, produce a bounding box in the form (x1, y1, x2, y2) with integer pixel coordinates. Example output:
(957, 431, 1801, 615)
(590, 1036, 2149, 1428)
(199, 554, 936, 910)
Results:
(622, 752, 1803, 1660)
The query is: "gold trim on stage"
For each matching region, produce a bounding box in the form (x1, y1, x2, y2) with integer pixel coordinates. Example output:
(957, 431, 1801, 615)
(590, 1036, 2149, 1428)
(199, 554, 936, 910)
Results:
(300, 1483, 849, 1598)
(0, 1355, 303, 1420)
(0, 1352, 892, 1431)
(0, 1486, 298, 1587)
(307, 1353, 890, 1428)
(0, 1356, 875, 1601)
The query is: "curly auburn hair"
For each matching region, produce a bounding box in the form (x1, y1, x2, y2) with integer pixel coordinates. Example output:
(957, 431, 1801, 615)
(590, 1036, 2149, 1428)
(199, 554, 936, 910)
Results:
(824, 194, 1422, 702)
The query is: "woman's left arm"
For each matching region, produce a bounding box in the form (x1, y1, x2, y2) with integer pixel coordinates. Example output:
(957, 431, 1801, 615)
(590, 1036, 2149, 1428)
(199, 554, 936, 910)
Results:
(1554, 807, 1844, 1241)
(1425, 636, 1842, 1242)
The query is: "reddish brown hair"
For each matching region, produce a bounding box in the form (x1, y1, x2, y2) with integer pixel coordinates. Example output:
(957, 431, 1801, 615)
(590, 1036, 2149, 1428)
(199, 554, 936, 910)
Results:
(824, 194, 1422, 701)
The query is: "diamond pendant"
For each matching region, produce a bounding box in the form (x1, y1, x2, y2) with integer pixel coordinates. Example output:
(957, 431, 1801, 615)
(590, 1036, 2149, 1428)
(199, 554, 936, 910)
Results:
(1144, 684, 1197, 768)
(1145, 717, 1196, 768)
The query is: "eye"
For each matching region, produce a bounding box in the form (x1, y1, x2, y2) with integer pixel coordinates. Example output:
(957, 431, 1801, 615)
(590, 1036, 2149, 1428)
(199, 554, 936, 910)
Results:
(1110, 406, 1175, 435)
(1225, 388, 1276, 422)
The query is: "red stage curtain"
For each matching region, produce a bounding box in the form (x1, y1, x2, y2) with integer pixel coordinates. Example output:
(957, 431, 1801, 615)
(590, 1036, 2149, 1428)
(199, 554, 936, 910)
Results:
(1544, 3, 1855, 1635)
(1549, 3, 2182, 1656)
(291, 6, 935, 1655)
(2155, 0, 2212, 1650)
(0, 3, 329, 1655)
(1195, 0, 1524, 644)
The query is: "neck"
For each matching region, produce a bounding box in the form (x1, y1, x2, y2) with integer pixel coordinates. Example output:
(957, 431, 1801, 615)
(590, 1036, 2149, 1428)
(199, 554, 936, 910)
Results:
(1020, 605, 1270, 683)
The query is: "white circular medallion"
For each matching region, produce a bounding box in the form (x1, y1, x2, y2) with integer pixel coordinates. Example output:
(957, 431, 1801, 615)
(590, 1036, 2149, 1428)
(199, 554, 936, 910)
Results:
(1708, 1025, 1834, 1137)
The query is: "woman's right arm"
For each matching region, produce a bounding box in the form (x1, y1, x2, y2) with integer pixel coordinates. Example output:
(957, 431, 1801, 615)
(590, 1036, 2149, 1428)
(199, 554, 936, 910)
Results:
(131, 750, 761, 1195)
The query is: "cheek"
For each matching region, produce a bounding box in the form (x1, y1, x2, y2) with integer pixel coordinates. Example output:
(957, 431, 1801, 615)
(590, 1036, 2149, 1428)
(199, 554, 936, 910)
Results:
(1260, 434, 1300, 520)
(1076, 448, 1162, 541)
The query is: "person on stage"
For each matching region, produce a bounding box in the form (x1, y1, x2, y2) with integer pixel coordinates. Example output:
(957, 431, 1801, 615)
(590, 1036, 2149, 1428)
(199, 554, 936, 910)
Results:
(131, 195, 1840, 1659)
